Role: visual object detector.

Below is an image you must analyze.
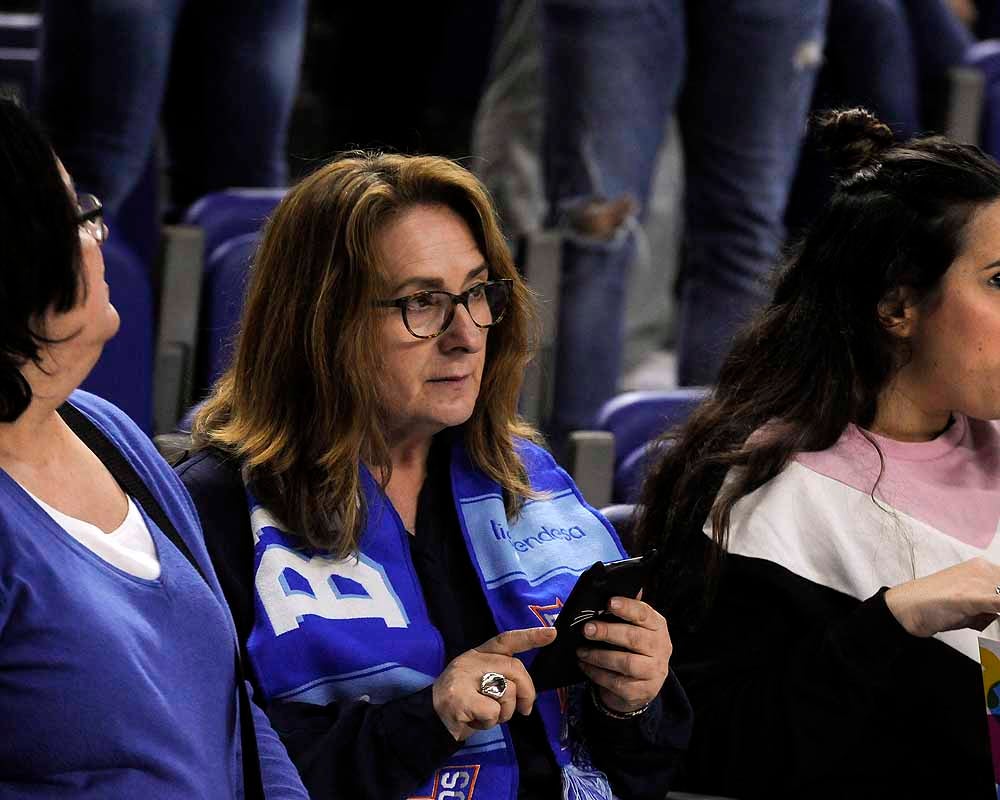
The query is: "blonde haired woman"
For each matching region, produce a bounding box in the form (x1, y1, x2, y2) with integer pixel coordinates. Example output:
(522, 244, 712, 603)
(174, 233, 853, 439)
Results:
(176, 153, 691, 800)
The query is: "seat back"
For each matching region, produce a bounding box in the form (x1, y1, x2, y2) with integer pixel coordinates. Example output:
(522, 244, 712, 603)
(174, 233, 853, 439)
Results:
(199, 232, 257, 389)
(596, 388, 709, 503)
(81, 239, 154, 432)
(614, 440, 669, 505)
(183, 188, 285, 259)
(597, 388, 709, 464)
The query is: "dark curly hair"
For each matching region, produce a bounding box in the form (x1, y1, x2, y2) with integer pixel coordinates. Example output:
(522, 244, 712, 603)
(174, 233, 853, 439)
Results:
(635, 108, 1000, 622)
(0, 97, 82, 422)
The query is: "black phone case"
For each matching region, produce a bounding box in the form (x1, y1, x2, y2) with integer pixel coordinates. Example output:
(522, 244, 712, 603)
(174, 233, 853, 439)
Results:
(528, 552, 654, 691)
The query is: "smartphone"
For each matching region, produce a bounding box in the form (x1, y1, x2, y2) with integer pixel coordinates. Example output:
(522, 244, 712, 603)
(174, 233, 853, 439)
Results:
(529, 550, 657, 691)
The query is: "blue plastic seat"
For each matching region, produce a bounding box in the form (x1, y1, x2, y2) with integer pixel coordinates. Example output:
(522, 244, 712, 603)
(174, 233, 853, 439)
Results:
(614, 440, 670, 505)
(183, 188, 285, 260)
(595, 388, 709, 503)
(597, 388, 709, 464)
(198, 232, 257, 389)
(81, 239, 155, 433)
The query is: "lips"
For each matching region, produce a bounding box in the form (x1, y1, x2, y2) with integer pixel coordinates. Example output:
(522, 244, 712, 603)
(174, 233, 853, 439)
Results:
(428, 374, 468, 383)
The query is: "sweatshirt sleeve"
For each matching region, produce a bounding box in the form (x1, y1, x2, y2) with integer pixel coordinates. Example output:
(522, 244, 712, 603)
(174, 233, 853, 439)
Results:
(583, 670, 692, 799)
(247, 681, 309, 799)
(661, 533, 993, 798)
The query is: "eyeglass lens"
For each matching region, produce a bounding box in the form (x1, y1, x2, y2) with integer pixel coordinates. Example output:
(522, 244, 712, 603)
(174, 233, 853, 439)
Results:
(77, 193, 107, 243)
(403, 282, 509, 337)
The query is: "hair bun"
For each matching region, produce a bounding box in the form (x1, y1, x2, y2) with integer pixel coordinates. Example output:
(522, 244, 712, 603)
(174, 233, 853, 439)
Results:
(813, 108, 894, 178)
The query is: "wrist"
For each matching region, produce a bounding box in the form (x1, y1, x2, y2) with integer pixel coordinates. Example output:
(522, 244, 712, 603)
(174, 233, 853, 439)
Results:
(884, 585, 925, 637)
(590, 684, 651, 719)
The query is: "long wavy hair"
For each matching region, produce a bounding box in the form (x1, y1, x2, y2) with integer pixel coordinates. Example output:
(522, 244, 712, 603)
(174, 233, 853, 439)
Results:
(635, 109, 1000, 617)
(193, 152, 540, 555)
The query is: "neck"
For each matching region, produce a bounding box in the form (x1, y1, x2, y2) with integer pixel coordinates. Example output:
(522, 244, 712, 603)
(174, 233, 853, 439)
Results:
(870, 375, 951, 442)
(387, 433, 434, 477)
(0, 394, 69, 467)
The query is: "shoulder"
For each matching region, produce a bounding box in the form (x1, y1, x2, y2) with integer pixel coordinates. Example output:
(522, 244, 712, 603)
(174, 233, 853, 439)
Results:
(175, 448, 246, 518)
(175, 448, 250, 543)
(175, 447, 242, 491)
(67, 389, 189, 506)
(68, 390, 148, 449)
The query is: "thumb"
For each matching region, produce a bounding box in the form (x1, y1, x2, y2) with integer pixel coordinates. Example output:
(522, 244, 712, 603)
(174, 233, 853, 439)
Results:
(479, 626, 558, 656)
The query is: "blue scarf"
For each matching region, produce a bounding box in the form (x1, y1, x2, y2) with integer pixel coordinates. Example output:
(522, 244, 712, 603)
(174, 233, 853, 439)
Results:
(246, 437, 626, 799)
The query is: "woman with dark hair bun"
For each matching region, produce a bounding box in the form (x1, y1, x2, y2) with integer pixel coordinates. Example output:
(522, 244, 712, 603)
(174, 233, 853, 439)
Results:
(0, 97, 306, 798)
(634, 108, 1000, 797)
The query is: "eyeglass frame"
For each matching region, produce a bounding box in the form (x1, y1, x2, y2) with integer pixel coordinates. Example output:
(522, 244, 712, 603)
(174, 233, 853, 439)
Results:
(375, 278, 514, 340)
(76, 193, 108, 245)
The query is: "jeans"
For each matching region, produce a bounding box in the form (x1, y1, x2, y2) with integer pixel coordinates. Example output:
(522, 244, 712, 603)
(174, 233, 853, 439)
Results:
(540, 0, 827, 439)
(38, 0, 307, 215)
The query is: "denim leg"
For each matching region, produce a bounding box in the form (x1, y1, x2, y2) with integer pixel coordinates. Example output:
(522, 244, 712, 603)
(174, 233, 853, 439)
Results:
(540, 0, 682, 439)
(163, 0, 307, 211)
(824, 0, 920, 138)
(37, 0, 186, 214)
(676, 0, 827, 386)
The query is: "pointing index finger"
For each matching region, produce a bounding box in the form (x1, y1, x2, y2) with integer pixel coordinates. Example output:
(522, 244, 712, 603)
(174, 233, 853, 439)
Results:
(479, 626, 558, 656)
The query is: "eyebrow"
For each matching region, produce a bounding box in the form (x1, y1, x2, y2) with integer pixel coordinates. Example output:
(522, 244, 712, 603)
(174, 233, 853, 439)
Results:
(980, 259, 1000, 272)
(392, 263, 488, 296)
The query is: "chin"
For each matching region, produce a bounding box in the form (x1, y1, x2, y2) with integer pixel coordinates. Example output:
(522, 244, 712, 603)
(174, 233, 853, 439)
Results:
(431, 402, 477, 430)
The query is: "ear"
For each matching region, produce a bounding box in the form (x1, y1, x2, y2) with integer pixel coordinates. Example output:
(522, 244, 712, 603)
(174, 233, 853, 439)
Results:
(877, 286, 920, 338)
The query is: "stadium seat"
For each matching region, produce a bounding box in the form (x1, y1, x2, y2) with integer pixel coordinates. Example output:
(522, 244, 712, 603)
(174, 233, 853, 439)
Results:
(614, 440, 666, 505)
(198, 232, 257, 390)
(597, 387, 710, 466)
(183, 188, 285, 259)
(569, 388, 709, 507)
(81, 238, 155, 433)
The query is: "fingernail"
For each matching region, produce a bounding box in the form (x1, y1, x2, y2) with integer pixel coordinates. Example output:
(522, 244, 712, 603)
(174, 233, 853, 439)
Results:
(610, 598, 622, 611)
(584, 623, 596, 636)
(577, 648, 589, 658)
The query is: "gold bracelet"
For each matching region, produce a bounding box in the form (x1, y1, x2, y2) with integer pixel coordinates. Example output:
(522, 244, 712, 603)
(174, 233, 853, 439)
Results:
(589, 684, 651, 719)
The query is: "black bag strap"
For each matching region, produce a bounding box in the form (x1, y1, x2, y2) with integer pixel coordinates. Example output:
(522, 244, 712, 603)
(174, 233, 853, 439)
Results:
(57, 402, 265, 800)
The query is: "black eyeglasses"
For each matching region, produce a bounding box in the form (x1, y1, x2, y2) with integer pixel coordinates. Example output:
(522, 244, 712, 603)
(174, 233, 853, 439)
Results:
(76, 193, 108, 245)
(376, 278, 513, 339)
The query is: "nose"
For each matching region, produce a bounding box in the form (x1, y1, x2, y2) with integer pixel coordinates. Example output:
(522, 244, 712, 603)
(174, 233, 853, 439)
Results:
(439, 301, 485, 352)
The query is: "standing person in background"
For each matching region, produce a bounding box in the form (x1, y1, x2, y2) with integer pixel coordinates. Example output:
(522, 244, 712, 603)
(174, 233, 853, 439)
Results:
(635, 109, 1000, 797)
(37, 0, 306, 217)
(539, 0, 828, 446)
(0, 97, 306, 799)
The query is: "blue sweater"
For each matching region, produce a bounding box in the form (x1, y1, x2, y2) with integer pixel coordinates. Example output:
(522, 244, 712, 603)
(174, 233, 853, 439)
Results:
(0, 391, 306, 799)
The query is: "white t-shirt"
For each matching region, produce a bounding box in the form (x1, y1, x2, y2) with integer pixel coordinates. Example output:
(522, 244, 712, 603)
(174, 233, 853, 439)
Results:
(25, 488, 161, 580)
(711, 414, 1000, 661)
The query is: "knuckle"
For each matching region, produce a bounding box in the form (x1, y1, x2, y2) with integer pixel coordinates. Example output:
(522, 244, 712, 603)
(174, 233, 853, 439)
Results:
(624, 653, 639, 676)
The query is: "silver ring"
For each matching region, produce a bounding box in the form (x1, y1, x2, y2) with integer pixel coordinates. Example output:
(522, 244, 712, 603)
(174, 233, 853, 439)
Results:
(479, 671, 508, 701)
(995, 585, 1000, 596)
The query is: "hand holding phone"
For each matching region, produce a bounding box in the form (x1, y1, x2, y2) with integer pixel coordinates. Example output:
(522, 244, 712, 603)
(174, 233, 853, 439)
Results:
(529, 551, 656, 691)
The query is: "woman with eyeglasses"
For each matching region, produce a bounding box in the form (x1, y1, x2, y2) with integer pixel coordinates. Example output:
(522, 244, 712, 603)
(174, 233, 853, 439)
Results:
(175, 152, 691, 799)
(0, 98, 307, 798)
